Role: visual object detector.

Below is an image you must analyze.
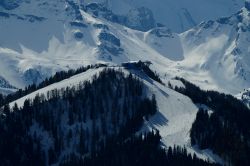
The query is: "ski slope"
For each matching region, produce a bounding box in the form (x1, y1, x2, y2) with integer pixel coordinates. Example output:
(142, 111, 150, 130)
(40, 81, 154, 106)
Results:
(139, 75, 223, 164)
(9, 67, 104, 108)
(8, 66, 223, 163)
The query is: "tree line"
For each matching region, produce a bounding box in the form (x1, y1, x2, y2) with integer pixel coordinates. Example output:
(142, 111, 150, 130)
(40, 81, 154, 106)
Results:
(0, 69, 157, 166)
(122, 61, 163, 84)
(60, 131, 219, 166)
(173, 77, 250, 166)
(0, 64, 107, 107)
(0, 69, 220, 166)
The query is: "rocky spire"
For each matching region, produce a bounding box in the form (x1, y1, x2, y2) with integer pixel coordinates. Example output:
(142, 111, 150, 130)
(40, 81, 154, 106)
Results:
(245, 0, 250, 10)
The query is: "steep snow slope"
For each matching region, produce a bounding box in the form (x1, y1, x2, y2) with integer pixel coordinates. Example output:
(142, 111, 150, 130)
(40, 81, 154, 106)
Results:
(0, 1, 174, 89)
(0, 0, 107, 88)
(143, 28, 184, 61)
(176, 4, 250, 94)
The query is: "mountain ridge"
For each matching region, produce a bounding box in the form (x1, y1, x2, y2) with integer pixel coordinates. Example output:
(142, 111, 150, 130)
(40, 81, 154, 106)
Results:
(0, 0, 249, 95)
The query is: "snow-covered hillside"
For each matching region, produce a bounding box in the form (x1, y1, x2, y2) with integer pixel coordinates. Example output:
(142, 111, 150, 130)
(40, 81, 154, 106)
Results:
(8, 66, 222, 163)
(8, 67, 104, 108)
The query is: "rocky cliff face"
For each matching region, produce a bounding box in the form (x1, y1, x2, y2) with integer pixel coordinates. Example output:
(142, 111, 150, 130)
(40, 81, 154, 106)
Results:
(0, 0, 22, 10)
(84, 0, 244, 32)
(245, 0, 250, 10)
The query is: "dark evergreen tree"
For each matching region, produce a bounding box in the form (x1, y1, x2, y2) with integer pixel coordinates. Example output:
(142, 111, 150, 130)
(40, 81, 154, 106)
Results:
(0, 69, 164, 166)
(175, 77, 250, 166)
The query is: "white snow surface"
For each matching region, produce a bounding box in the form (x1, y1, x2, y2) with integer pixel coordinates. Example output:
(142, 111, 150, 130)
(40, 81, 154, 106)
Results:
(140, 77, 223, 164)
(1, 1, 248, 164)
(1, 1, 250, 95)
(9, 67, 104, 108)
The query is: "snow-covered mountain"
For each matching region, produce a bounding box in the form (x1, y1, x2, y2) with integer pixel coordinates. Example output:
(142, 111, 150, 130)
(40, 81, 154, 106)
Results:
(0, 0, 249, 95)
(177, 2, 250, 94)
(2, 1, 250, 165)
(83, 0, 244, 32)
(1, 0, 244, 32)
